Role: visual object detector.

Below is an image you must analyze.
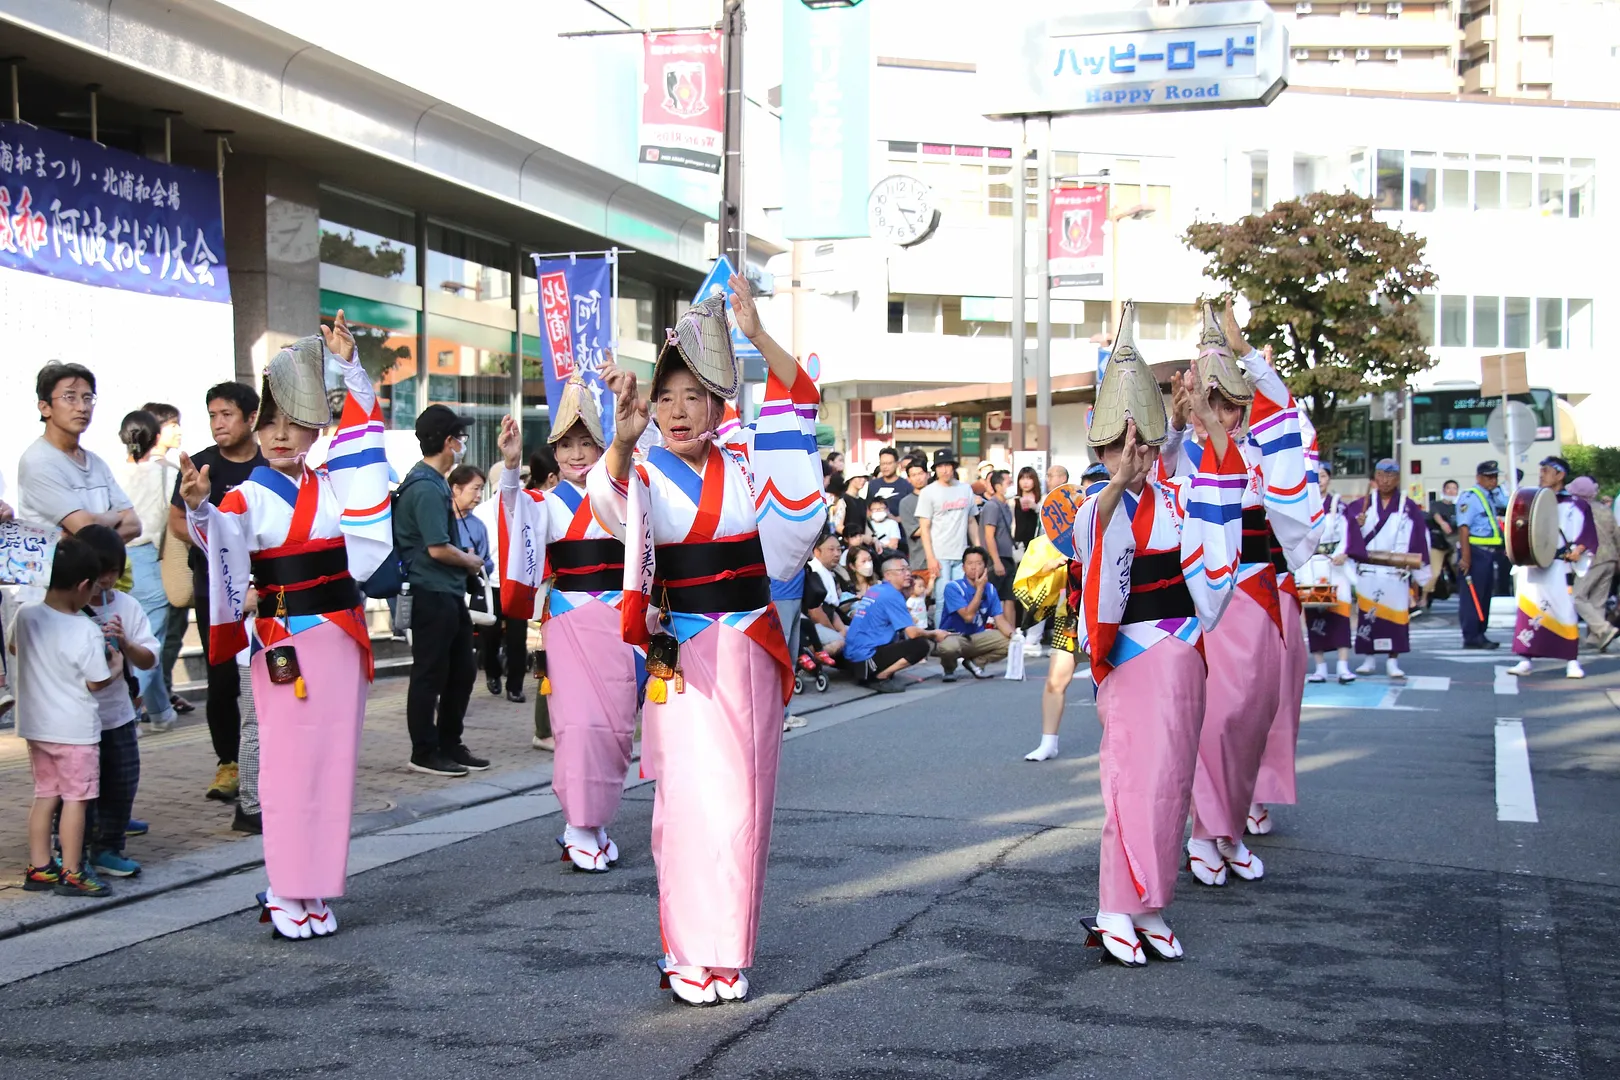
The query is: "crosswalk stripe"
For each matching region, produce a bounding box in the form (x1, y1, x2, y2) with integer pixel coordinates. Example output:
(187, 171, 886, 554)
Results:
(1495, 719, 1538, 822)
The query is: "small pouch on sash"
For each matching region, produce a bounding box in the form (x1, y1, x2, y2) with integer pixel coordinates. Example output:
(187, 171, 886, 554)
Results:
(265, 645, 307, 700)
(529, 648, 552, 696)
(645, 631, 684, 703)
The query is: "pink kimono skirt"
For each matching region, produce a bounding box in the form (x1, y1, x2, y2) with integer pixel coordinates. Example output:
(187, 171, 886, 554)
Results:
(1191, 589, 1283, 841)
(1253, 591, 1306, 806)
(648, 620, 784, 969)
(1095, 636, 1206, 914)
(251, 620, 367, 899)
(545, 601, 638, 828)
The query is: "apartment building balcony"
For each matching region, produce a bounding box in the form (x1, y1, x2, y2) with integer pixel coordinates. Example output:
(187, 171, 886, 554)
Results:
(1463, 60, 1497, 93)
(1462, 13, 1495, 51)
(1288, 15, 1459, 50)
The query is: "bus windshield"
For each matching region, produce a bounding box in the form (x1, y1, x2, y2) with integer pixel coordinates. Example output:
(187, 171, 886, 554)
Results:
(1409, 389, 1556, 445)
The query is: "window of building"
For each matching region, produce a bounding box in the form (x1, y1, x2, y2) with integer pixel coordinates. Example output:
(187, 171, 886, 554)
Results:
(319, 188, 417, 282)
(1408, 152, 1436, 212)
(1472, 295, 1499, 348)
(887, 298, 904, 334)
(1504, 296, 1531, 348)
(906, 295, 939, 333)
(1474, 156, 1501, 210)
(1505, 157, 1533, 210)
(987, 162, 1013, 217)
(1537, 297, 1563, 349)
(1348, 151, 1369, 199)
(1442, 161, 1469, 211)
(426, 223, 512, 307)
(1538, 170, 1565, 216)
(1376, 150, 1405, 210)
(941, 297, 964, 336)
(1413, 294, 1436, 346)
(1569, 159, 1596, 218)
(1568, 298, 1594, 348)
(1250, 151, 1269, 211)
(1440, 295, 1467, 346)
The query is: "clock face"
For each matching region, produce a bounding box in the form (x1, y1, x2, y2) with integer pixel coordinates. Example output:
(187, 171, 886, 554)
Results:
(868, 175, 940, 247)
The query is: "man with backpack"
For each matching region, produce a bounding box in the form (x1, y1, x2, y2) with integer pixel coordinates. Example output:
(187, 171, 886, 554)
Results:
(394, 405, 488, 777)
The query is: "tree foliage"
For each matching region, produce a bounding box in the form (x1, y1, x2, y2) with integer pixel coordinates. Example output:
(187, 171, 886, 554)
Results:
(1182, 191, 1438, 459)
(319, 230, 408, 280)
(1564, 445, 1620, 498)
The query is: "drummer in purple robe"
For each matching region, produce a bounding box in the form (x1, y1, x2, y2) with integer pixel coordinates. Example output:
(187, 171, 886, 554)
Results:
(1506, 455, 1599, 680)
(1342, 459, 1431, 680)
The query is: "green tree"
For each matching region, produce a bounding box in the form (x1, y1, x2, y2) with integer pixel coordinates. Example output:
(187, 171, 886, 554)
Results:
(1183, 191, 1438, 461)
(319, 230, 407, 280)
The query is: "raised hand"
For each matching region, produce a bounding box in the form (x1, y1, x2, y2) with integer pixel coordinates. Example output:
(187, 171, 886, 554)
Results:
(177, 452, 211, 511)
(603, 361, 649, 448)
(1170, 369, 1192, 429)
(322, 308, 357, 362)
(498, 414, 523, 469)
(728, 272, 761, 340)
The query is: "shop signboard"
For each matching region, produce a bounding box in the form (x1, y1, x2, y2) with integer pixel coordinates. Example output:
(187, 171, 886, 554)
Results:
(891, 412, 954, 444)
(1049, 185, 1106, 288)
(641, 32, 726, 173)
(959, 416, 983, 457)
(0, 122, 229, 302)
(782, 0, 872, 239)
(981, 2, 1287, 118)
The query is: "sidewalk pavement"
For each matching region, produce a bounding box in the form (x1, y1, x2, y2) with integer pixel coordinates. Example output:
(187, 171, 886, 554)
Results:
(0, 652, 905, 939)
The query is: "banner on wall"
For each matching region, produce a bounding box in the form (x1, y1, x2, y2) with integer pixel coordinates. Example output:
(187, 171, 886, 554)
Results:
(1048, 185, 1107, 289)
(534, 254, 617, 445)
(640, 32, 725, 174)
(781, 0, 872, 239)
(0, 122, 229, 303)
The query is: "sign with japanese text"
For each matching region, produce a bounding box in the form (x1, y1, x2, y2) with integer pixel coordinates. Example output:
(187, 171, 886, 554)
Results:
(1049, 186, 1107, 288)
(0, 520, 58, 587)
(534, 255, 616, 445)
(0, 123, 229, 303)
(981, 2, 1286, 117)
(782, 0, 872, 239)
(640, 32, 725, 174)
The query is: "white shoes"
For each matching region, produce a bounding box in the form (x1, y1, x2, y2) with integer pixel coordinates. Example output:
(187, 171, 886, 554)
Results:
(1507, 660, 1534, 677)
(1567, 660, 1585, 679)
(1092, 912, 1146, 967)
(306, 898, 337, 937)
(1216, 837, 1265, 881)
(1355, 658, 1376, 676)
(711, 968, 750, 1001)
(532, 735, 555, 751)
(666, 963, 718, 1006)
(1186, 838, 1228, 886)
(1245, 803, 1273, 836)
(1132, 911, 1184, 960)
(1386, 658, 1405, 680)
(1024, 735, 1060, 762)
(1306, 667, 1327, 684)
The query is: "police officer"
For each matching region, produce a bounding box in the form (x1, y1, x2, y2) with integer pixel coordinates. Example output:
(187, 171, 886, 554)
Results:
(1455, 460, 1509, 649)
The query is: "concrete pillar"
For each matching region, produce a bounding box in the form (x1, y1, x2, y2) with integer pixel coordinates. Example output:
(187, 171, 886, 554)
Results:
(222, 155, 320, 385)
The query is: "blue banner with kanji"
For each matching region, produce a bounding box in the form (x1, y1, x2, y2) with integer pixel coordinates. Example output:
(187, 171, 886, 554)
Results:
(0, 122, 230, 304)
(534, 254, 615, 445)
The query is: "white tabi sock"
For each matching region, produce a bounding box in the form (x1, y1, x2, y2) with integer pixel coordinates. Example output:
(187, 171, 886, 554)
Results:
(1024, 734, 1060, 761)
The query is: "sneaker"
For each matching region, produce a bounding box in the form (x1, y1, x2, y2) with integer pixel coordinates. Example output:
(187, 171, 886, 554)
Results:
(54, 866, 113, 898)
(143, 713, 177, 733)
(1507, 660, 1533, 677)
(91, 850, 141, 877)
(445, 745, 490, 771)
(783, 714, 808, 730)
(408, 751, 469, 777)
(206, 762, 240, 802)
(125, 818, 149, 837)
(962, 659, 990, 680)
(22, 861, 61, 891)
(232, 806, 263, 834)
(870, 679, 907, 694)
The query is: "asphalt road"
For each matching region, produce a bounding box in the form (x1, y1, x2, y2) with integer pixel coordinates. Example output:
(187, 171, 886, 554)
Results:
(2, 602, 1617, 1079)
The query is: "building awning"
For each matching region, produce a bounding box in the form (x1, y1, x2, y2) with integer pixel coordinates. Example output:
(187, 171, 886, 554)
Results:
(869, 360, 1186, 415)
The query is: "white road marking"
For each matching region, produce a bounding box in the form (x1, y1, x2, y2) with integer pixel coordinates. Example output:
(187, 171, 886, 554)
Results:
(1494, 718, 1539, 822)
(1402, 675, 1451, 692)
(1494, 664, 1520, 695)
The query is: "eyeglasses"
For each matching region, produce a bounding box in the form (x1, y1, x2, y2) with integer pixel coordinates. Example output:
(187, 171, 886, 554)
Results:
(52, 392, 96, 408)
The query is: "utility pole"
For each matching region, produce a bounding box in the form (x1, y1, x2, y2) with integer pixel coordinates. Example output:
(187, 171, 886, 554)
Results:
(1033, 115, 1051, 453)
(721, 0, 746, 276)
(1011, 120, 1027, 451)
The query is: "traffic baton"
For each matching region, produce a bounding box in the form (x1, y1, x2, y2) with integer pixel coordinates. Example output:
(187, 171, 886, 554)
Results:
(1466, 578, 1485, 624)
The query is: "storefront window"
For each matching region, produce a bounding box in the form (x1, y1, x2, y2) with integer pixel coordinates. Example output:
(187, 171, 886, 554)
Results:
(319, 188, 416, 282)
(319, 292, 417, 429)
(426, 223, 512, 309)
(425, 314, 517, 471)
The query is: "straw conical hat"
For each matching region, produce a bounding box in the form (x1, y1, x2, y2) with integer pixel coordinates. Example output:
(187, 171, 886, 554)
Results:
(547, 372, 606, 448)
(1088, 302, 1168, 447)
(264, 335, 331, 428)
(667, 293, 741, 400)
(1195, 302, 1254, 405)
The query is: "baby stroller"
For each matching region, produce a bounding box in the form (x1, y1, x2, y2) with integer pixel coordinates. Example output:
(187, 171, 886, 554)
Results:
(793, 608, 834, 695)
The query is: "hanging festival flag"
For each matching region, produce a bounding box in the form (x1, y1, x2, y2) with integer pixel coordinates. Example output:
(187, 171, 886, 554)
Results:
(1048, 185, 1107, 289)
(639, 31, 725, 174)
(534, 254, 616, 445)
(0, 122, 229, 303)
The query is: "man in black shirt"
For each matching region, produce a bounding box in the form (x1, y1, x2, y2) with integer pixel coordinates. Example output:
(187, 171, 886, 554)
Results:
(168, 381, 266, 803)
(868, 446, 915, 517)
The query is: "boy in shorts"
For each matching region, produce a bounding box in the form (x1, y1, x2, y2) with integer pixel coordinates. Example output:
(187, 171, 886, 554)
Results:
(12, 536, 118, 897)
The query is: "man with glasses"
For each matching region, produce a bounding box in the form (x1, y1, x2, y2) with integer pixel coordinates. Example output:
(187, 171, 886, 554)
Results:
(842, 554, 947, 693)
(17, 363, 139, 541)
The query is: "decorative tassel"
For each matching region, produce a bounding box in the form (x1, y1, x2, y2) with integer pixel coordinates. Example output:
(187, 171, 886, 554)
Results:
(647, 677, 668, 704)
(540, 675, 552, 696)
(674, 669, 686, 695)
(294, 676, 307, 700)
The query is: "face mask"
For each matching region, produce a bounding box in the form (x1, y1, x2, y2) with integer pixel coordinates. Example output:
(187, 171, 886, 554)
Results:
(870, 510, 888, 523)
(1441, 494, 1456, 504)
(451, 437, 467, 465)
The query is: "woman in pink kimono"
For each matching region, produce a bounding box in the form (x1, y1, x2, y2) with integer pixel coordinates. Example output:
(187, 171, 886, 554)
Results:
(178, 313, 392, 939)
(1163, 305, 1318, 886)
(1070, 310, 1245, 966)
(493, 375, 637, 872)
(588, 277, 822, 1006)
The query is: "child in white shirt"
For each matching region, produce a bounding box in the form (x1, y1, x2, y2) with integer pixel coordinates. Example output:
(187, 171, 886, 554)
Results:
(907, 577, 930, 631)
(13, 535, 116, 897)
